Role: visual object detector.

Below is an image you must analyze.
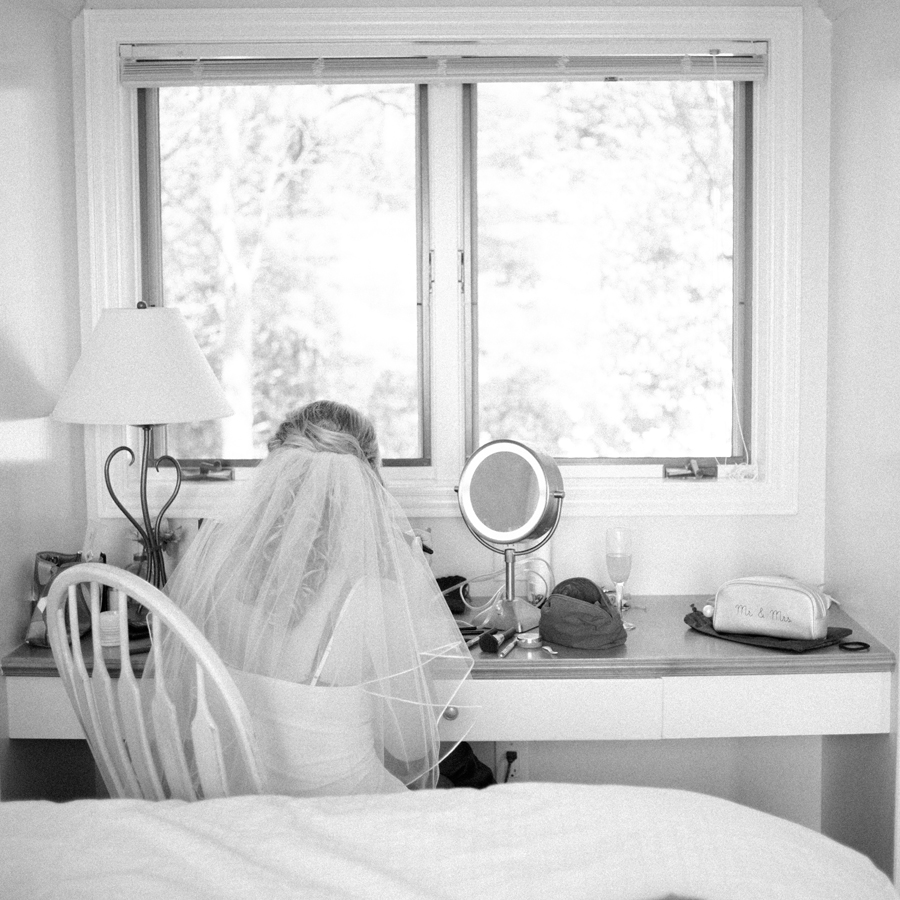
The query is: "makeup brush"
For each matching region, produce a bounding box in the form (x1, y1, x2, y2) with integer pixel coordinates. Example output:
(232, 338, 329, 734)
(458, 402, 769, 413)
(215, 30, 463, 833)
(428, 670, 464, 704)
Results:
(479, 626, 517, 653)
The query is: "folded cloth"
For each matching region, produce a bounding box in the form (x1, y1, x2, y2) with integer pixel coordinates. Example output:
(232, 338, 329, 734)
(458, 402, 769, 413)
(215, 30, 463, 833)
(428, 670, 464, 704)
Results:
(540, 592, 627, 650)
(684, 605, 851, 653)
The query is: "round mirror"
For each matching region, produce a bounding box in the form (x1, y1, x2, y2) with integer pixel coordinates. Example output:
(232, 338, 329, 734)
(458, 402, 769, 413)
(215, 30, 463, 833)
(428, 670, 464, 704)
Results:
(458, 440, 564, 546)
(457, 441, 565, 631)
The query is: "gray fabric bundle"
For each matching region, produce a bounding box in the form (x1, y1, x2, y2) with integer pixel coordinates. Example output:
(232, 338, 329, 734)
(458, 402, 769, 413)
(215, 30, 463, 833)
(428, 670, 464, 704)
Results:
(540, 582, 627, 650)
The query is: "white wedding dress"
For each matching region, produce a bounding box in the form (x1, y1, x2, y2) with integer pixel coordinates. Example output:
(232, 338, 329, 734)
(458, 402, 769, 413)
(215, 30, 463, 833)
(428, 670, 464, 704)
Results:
(227, 670, 407, 796)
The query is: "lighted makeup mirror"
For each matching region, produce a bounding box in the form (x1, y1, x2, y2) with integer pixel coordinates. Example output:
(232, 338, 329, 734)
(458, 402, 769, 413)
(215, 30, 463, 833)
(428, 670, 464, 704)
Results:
(457, 440, 565, 630)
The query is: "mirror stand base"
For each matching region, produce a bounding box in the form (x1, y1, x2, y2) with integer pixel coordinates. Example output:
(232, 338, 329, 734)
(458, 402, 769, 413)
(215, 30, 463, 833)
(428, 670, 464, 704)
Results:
(484, 597, 541, 633)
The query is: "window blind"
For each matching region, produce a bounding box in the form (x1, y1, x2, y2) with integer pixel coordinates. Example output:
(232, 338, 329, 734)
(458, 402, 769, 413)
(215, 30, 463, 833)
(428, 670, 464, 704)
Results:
(120, 49, 767, 87)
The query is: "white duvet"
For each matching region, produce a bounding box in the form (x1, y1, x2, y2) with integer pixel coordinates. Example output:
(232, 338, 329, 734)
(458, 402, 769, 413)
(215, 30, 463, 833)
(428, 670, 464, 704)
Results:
(1, 782, 896, 900)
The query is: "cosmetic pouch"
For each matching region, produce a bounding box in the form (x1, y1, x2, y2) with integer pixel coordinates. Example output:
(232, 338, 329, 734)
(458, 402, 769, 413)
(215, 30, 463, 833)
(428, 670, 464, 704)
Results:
(712, 576, 831, 641)
(539, 592, 627, 650)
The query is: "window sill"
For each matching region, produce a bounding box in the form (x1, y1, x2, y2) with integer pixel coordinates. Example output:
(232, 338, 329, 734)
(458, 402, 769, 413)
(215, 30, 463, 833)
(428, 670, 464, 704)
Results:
(388, 468, 795, 518)
(103, 461, 795, 524)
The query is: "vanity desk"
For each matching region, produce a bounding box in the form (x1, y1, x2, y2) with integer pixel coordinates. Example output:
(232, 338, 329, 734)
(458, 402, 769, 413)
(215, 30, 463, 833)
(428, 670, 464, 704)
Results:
(4, 595, 890, 743)
(440, 444, 893, 742)
(439, 595, 893, 743)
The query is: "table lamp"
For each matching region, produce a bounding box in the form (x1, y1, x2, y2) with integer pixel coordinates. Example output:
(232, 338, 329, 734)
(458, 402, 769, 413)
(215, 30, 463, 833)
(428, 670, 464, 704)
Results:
(52, 304, 233, 588)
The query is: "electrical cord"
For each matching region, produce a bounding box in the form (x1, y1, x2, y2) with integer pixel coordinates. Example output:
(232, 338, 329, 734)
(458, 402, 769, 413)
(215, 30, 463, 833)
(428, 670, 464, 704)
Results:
(448, 558, 555, 625)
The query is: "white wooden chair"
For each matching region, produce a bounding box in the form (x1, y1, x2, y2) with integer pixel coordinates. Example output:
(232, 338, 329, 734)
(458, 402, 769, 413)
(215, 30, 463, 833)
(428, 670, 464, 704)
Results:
(45, 561, 264, 800)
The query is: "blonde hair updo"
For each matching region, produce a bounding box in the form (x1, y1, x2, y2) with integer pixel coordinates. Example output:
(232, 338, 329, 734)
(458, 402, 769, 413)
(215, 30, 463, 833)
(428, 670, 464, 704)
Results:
(268, 400, 382, 475)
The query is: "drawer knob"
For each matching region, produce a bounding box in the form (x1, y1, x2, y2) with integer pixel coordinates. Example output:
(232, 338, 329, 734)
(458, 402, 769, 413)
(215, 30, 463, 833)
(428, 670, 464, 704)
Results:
(443, 706, 459, 721)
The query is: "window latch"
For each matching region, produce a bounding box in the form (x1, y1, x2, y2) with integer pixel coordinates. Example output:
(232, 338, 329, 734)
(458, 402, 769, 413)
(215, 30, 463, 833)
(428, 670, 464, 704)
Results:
(663, 459, 718, 480)
(180, 460, 235, 482)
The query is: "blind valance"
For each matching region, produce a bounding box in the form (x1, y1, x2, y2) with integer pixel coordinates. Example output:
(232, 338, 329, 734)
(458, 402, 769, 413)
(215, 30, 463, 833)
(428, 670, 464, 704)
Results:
(120, 48, 767, 87)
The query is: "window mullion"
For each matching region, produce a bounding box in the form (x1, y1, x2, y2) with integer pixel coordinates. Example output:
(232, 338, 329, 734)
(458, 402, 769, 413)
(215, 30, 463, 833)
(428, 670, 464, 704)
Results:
(732, 81, 753, 465)
(137, 88, 163, 309)
(420, 83, 468, 485)
(461, 83, 478, 457)
(137, 88, 169, 467)
(415, 84, 433, 466)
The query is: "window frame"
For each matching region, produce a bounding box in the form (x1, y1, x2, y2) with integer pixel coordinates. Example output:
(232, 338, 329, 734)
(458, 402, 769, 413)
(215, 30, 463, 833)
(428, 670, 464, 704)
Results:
(73, 5, 803, 520)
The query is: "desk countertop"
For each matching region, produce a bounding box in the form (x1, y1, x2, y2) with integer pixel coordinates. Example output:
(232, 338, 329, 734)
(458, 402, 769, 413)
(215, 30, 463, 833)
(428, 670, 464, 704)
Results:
(463, 595, 894, 680)
(2, 596, 893, 682)
(2, 640, 149, 678)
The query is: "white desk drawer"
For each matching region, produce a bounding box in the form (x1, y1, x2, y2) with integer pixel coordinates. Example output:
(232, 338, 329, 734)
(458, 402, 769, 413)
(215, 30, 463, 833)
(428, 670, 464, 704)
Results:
(440, 677, 663, 742)
(7, 677, 85, 740)
(662, 672, 891, 738)
(12, 674, 664, 743)
(8, 671, 891, 743)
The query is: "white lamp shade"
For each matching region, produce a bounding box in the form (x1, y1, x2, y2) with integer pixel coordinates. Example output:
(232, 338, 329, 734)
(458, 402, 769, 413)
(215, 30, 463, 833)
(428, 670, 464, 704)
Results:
(52, 307, 234, 425)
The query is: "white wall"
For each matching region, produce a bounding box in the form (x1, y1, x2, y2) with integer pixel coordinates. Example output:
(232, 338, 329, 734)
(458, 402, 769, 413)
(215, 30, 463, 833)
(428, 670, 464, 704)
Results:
(823, 0, 900, 879)
(825, 0, 900, 658)
(0, 0, 88, 799)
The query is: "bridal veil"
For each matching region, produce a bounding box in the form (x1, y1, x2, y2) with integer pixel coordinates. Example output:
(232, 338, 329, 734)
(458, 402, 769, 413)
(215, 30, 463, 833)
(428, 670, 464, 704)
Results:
(147, 420, 472, 794)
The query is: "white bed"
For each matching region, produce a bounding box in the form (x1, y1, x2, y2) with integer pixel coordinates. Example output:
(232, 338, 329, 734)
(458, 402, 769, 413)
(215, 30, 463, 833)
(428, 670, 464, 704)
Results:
(1, 782, 896, 900)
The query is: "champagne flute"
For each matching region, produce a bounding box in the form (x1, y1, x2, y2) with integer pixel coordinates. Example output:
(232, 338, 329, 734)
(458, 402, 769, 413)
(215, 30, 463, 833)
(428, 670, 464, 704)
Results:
(606, 527, 634, 629)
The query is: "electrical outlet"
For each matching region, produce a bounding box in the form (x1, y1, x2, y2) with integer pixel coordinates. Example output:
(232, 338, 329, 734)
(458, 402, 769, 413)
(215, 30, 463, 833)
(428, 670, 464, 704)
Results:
(495, 742, 529, 783)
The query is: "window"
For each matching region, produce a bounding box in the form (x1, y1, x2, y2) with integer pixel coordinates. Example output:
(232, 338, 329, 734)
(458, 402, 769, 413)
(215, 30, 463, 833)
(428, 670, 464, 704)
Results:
(470, 79, 751, 462)
(75, 7, 803, 518)
(138, 56, 754, 469)
(142, 83, 428, 464)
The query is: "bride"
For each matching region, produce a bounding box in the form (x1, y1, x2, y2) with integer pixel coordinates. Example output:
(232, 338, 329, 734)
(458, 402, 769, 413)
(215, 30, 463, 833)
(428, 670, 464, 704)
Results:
(147, 400, 472, 795)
